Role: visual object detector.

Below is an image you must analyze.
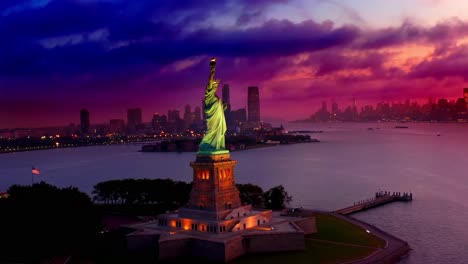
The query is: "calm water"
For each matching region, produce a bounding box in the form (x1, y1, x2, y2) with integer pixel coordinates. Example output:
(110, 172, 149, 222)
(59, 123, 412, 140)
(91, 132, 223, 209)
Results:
(1, 122, 468, 264)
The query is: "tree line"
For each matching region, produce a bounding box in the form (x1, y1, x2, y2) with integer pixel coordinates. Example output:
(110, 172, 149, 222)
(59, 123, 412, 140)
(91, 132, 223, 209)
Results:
(93, 179, 292, 210)
(92, 178, 191, 207)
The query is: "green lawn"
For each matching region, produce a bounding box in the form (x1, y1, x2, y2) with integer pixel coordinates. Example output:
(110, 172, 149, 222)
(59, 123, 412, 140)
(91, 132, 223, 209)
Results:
(231, 213, 385, 264)
(231, 240, 375, 264)
(309, 214, 386, 248)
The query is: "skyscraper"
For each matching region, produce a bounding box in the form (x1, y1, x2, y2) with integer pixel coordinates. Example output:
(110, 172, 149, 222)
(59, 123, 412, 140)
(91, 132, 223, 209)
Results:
(455, 98, 466, 113)
(332, 100, 339, 114)
(167, 109, 181, 123)
(152, 113, 167, 133)
(352, 98, 358, 121)
(167, 109, 183, 133)
(184, 104, 192, 129)
(222, 84, 231, 111)
(247, 86, 260, 123)
(80, 109, 90, 136)
(222, 84, 233, 130)
(194, 106, 202, 125)
(464, 88, 468, 105)
(127, 108, 142, 134)
(321, 101, 327, 112)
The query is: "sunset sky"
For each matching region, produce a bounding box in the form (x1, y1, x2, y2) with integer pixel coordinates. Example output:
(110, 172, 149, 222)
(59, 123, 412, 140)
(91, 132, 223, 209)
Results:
(2, 0, 468, 128)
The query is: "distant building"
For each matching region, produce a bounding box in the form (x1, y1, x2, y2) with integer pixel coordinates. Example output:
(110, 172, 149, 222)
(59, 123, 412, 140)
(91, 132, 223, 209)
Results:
(437, 98, 449, 111)
(315, 101, 330, 121)
(92, 123, 108, 136)
(152, 113, 167, 133)
(231, 108, 247, 132)
(13, 129, 31, 139)
(184, 104, 192, 130)
(352, 98, 358, 121)
(248, 86, 260, 123)
(109, 119, 125, 135)
(127, 108, 143, 134)
(80, 109, 90, 136)
(332, 101, 339, 114)
(222, 84, 233, 130)
(167, 109, 184, 133)
(464, 88, 468, 107)
(194, 106, 202, 125)
(168, 109, 181, 123)
(222, 84, 231, 112)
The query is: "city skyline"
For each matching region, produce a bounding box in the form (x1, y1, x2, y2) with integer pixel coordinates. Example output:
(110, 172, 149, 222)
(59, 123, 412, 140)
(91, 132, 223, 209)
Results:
(4, 1, 468, 128)
(4, 89, 466, 135)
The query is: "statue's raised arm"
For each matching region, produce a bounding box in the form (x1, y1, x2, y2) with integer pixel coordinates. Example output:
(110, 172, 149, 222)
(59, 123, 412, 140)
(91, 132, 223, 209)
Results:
(204, 58, 219, 107)
(198, 58, 228, 154)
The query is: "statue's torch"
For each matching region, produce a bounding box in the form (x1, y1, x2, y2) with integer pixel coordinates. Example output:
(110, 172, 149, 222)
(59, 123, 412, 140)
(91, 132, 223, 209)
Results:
(209, 57, 216, 82)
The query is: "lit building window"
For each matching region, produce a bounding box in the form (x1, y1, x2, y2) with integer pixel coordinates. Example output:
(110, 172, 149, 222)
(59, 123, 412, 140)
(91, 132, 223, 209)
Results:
(199, 170, 210, 180)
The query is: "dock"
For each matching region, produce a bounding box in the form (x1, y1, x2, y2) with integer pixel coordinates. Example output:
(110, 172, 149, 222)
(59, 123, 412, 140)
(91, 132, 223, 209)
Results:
(335, 191, 413, 215)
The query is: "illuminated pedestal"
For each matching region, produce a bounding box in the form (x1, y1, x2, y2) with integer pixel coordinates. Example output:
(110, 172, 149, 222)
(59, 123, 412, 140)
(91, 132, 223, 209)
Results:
(125, 153, 316, 262)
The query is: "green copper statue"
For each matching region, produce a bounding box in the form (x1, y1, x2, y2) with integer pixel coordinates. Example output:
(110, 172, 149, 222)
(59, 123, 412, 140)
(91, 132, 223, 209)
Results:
(198, 58, 228, 154)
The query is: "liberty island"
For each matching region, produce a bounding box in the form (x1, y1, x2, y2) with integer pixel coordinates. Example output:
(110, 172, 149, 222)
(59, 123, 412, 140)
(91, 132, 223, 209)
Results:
(120, 59, 414, 264)
(124, 59, 317, 262)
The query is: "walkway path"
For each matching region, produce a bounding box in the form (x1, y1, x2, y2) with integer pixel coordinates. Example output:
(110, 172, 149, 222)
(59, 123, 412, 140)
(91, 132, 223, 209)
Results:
(305, 238, 380, 249)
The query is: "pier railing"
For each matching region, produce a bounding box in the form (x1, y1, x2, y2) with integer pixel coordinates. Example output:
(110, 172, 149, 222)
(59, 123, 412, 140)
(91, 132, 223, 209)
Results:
(335, 191, 413, 215)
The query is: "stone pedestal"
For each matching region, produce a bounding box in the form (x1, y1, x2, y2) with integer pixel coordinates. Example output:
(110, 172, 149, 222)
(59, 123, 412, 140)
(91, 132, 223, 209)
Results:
(179, 152, 242, 220)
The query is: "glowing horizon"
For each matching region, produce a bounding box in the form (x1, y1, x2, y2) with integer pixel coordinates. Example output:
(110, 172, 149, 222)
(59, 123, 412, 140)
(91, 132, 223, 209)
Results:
(2, 0, 468, 128)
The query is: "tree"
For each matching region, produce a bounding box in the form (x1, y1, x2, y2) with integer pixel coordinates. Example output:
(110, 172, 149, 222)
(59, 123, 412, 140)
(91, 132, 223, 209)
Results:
(263, 185, 292, 210)
(0, 182, 101, 262)
(92, 178, 191, 208)
(236, 183, 264, 207)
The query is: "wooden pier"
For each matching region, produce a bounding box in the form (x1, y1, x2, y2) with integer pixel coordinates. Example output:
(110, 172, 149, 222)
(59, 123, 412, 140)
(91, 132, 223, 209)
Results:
(335, 191, 413, 215)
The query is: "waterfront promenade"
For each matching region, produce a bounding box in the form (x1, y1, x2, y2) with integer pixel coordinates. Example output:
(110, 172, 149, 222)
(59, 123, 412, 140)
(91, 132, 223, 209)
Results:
(335, 213, 410, 264)
(290, 209, 411, 264)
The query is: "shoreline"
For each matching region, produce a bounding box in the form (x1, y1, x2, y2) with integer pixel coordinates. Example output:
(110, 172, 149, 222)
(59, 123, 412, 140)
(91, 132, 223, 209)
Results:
(140, 139, 319, 153)
(0, 142, 131, 155)
(293, 209, 410, 264)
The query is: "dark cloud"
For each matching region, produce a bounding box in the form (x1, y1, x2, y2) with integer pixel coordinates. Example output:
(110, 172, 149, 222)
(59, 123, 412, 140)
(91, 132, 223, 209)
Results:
(0, 0, 360, 77)
(409, 45, 468, 80)
(3, 0, 468, 80)
(360, 19, 468, 49)
(309, 50, 388, 76)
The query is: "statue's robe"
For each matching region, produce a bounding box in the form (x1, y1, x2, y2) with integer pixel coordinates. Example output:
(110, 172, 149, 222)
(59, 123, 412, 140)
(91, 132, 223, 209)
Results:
(199, 82, 226, 152)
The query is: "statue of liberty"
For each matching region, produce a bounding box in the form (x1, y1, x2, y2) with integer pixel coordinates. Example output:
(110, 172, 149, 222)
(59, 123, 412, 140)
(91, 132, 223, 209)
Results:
(198, 58, 228, 154)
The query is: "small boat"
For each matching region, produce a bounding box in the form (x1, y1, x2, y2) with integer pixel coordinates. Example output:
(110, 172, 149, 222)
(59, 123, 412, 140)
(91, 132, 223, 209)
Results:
(395, 126, 409, 129)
